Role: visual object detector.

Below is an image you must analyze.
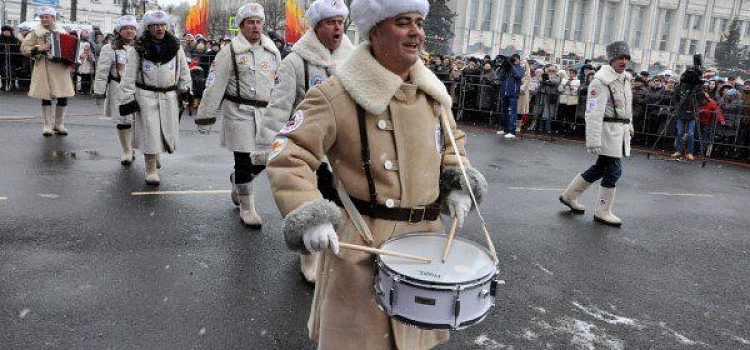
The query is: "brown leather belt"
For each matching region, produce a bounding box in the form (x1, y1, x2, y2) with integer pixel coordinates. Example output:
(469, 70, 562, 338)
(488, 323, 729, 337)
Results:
(345, 196, 441, 223)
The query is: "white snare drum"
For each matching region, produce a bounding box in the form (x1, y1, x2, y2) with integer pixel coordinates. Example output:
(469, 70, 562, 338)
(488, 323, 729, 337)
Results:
(375, 233, 499, 330)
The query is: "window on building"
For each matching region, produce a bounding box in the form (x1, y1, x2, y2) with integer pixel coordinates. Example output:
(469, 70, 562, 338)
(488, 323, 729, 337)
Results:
(693, 15, 702, 30)
(574, 0, 586, 41)
(679, 39, 687, 54)
(720, 18, 728, 32)
(481, 0, 492, 31)
(710, 17, 717, 32)
(745, 21, 750, 35)
(630, 5, 644, 47)
(684, 14, 691, 30)
(564, 1, 575, 40)
(594, 1, 604, 43)
(500, 0, 511, 32)
(659, 9, 673, 51)
(601, 2, 616, 44)
(544, 0, 557, 37)
(468, 0, 479, 29)
(689, 40, 698, 54)
(513, 0, 525, 34)
(705, 40, 714, 57)
(533, 0, 544, 37)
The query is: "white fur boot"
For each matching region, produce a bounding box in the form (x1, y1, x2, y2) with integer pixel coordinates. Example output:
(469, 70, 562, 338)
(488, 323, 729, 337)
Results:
(42, 105, 53, 136)
(300, 252, 320, 284)
(144, 154, 160, 186)
(230, 171, 239, 206)
(559, 174, 593, 214)
(155, 153, 162, 169)
(53, 105, 68, 135)
(594, 186, 622, 226)
(235, 183, 262, 228)
(117, 128, 134, 165)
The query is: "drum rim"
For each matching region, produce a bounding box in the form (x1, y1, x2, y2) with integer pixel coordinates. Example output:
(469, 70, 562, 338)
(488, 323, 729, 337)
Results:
(377, 232, 498, 287)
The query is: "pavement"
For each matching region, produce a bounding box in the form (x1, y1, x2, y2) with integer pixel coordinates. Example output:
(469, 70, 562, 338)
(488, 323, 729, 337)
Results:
(1, 94, 749, 350)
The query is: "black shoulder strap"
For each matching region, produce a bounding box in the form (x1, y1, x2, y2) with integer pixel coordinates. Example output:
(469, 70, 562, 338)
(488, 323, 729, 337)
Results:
(303, 58, 310, 92)
(356, 105, 378, 212)
(230, 43, 241, 98)
(606, 85, 619, 119)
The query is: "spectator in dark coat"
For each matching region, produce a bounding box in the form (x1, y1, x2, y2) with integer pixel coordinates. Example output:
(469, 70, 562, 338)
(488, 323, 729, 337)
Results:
(478, 62, 497, 112)
(539, 64, 561, 133)
(1, 25, 22, 91)
(495, 54, 525, 137)
(631, 76, 649, 134)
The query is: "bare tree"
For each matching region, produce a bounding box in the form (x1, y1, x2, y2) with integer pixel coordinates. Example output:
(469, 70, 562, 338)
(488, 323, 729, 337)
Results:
(260, 0, 285, 33)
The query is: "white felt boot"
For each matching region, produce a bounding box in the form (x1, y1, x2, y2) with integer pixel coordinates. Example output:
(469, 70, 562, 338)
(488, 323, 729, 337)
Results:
(300, 252, 320, 284)
(144, 154, 160, 186)
(594, 186, 622, 227)
(559, 174, 593, 214)
(53, 105, 68, 135)
(118, 128, 134, 165)
(235, 183, 262, 228)
(42, 105, 53, 136)
(230, 171, 239, 206)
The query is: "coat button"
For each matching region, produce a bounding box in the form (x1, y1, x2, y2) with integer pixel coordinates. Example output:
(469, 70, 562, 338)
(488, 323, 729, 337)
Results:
(384, 160, 394, 170)
(385, 199, 395, 208)
(378, 120, 387, 129)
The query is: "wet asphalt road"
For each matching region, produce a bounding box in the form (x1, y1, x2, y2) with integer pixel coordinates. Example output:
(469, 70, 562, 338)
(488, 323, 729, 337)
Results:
(1, 95, 749, 350)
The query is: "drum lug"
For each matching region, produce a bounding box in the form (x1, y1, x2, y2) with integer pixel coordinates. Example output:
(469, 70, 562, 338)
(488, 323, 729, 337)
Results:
(490, 279, 500, 297)
(389, 276, 399, 309)
(453, 287, 462, 327)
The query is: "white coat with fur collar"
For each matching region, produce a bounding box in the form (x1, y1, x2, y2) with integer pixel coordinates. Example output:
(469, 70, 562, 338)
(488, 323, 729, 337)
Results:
(263, 31, 353, 137)
(195, 34, 281, 152)
(585, 64, 633, 158)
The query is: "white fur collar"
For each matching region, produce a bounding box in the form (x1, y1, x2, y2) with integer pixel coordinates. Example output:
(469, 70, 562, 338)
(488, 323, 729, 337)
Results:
(32, 23, 62, 36)
(291, 31, 353, 68)
(594, 65, 631, 85)
(336, 43, 452, 115)
(232, 34, 281, 62)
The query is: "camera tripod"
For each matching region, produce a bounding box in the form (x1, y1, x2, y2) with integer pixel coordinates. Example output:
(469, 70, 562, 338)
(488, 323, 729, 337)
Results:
(645, 86, 710, 167)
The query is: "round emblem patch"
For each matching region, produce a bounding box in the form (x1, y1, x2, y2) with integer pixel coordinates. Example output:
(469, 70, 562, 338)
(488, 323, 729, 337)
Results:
(309, 74, 326, 87)
(259, 61, 271, 76)
(281, 110, 304, 134)
(268, 136, 288, 161)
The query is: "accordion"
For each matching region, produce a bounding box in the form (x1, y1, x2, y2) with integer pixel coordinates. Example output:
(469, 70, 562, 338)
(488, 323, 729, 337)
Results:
(47, 32, 79, 65)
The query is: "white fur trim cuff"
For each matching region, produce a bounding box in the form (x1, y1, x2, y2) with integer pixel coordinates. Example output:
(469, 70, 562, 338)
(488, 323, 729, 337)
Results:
(283, 199, 343, 252)
(440, 167, 488, 213)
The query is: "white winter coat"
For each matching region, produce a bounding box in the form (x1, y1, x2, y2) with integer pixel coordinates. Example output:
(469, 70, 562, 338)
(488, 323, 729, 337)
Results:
(559, 77, 581, 105)
(194, 34, 281, 152)
(119, 36, 191, 154)
(94, 42, 134, 124)
(585, 65, 633, 158)
(264, 31, 353, 130)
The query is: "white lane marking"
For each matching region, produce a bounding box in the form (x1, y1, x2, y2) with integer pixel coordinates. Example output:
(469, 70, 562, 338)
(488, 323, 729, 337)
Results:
(0, 116, 37, 121)
(36, 193, 59, 199)
(0, 196, 8, 201)
(534, 263, 554, 276)
(571, 302, 641, 327)
(648, 192, 714, 197)
(98, 117, 110, 120)
(508, 187, 565, 191)
(131, 190, 231, 196)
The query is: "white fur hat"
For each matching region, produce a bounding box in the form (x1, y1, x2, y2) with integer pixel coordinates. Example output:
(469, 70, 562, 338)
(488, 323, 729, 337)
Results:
(36, 5, 57, 18)
(236, 3, 265, 27)
(350, 0, 429, 39)
(305, 0, 349, 29)
(116, 15, 139, 31)
(143, 10, 169, 26)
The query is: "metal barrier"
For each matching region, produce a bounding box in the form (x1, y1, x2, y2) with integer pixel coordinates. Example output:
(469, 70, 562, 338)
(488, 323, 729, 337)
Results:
(1, 43, 32, 91)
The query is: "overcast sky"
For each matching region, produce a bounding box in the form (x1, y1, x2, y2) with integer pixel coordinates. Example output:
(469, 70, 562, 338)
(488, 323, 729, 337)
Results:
(157, 0, 194, 7)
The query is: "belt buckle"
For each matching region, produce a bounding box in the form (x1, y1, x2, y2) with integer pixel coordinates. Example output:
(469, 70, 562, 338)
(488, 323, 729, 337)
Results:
(408, 206, 426, 223)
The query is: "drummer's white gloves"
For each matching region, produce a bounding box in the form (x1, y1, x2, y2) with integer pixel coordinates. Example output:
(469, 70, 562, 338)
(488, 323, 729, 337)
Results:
(447, 191, 472, 228)
(587, 146, 601, 155)
(197, 124, 212, 135)
(303, 223, 340, 255)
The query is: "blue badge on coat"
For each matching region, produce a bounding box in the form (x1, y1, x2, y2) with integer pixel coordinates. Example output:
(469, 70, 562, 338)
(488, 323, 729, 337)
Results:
(309, 74, 326, 87)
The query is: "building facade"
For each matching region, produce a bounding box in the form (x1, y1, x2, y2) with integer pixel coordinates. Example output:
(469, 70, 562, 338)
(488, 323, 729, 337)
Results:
(2, 0, 158, 33)
(449, 0, 750, 72)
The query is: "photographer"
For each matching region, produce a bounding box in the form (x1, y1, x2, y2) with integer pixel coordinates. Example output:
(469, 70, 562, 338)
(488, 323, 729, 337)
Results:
(538, 64, 561, 134)
(496, 54, 526, 138)
(670, 59, 705, 161)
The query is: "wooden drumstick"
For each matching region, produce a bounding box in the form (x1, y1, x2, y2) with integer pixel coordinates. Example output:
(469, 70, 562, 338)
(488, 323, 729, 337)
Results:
(441, 217, 459, 263)
(339, 242, 432, 263)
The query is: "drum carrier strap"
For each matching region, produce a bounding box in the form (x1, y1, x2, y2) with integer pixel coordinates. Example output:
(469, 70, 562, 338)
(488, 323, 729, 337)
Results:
(603, 85, 630, 124)
(222, 43, 269, 108)
(352, 105, 441, 223)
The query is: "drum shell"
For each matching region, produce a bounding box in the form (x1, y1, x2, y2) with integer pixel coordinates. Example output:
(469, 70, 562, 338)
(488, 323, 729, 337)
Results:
(375, 262, 498, 330)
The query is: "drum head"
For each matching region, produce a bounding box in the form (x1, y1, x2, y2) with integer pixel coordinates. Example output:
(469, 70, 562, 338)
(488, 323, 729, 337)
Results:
(379, 233, 496, 285)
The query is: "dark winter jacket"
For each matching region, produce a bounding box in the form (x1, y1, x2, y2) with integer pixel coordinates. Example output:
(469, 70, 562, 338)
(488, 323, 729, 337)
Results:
(1, 30, 22, 72)
(496, 62, 525, 98)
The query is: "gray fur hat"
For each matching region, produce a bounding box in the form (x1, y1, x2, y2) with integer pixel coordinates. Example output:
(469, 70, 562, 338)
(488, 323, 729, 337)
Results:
(606, 41, 631, 62)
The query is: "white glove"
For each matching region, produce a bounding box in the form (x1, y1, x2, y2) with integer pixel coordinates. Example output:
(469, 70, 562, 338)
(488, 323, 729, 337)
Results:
(629, 124, 635, 137)
(197, 124, 212, 135)
(303, 223, 339, 255)
(447, 191, 472, 228)
(587, 147, 601, 155)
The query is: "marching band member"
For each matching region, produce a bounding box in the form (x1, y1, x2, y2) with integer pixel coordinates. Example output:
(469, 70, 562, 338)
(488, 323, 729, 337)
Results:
(21, 6, 75, 137)
(264, 0, 353, 282)
(119, 10, 192, 186)
(194, 3, 281, 228)
(266, 0, 487, 348)
(559, 41, 633, 226)
(94, 15, 139, 166)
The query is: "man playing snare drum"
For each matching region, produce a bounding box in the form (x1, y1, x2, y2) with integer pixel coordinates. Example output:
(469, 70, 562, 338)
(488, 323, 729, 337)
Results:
(266, 0, 488, 349)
